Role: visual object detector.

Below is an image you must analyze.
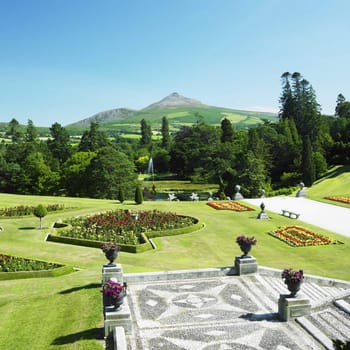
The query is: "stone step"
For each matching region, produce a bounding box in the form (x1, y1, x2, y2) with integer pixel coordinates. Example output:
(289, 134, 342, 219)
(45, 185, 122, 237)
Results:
(255, 274, 349, 308)
(297, 302, 350, 349)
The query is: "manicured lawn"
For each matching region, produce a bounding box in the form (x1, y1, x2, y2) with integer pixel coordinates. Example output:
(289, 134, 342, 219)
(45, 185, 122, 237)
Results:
(0, 188, 349, 349)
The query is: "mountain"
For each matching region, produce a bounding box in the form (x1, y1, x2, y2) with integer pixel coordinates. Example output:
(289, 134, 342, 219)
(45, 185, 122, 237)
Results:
(66, 93, 278, 133)
(143, 92, 204, 110)
(69, 108, 136, 127)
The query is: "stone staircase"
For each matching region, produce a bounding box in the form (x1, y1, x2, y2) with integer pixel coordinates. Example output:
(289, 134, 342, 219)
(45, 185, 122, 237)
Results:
(255, 273, 350, 349)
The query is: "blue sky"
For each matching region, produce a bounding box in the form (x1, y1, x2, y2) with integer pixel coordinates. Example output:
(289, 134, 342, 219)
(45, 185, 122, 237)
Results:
(1, 0, 349, 126)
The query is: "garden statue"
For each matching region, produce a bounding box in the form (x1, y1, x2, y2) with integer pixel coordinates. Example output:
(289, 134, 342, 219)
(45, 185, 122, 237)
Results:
(296, 182, 307, 197)
(233, 185, 244, 200)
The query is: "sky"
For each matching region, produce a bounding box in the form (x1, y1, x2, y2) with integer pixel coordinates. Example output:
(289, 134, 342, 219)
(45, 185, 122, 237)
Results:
(1, 0, 350, 127)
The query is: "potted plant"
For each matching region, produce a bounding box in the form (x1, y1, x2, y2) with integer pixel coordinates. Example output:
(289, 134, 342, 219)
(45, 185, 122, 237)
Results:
(101, 242, 120, 265)
(236, 235, 257, 257)
(282, 268, 304, 297)
(101, 278, 126, 310)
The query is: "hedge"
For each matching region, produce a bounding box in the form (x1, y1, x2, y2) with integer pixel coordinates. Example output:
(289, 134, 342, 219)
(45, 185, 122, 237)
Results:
(48, 219, 203, 253)
(0, 265, 74, 281)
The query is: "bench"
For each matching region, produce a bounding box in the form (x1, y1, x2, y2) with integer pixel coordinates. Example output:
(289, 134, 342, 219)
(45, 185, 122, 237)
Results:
(281, 209, 300, 219)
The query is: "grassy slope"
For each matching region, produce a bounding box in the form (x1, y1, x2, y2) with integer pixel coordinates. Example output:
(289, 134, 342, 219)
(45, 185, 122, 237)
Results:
(77, 105, 278, 134)
(0, 169, 349, 349)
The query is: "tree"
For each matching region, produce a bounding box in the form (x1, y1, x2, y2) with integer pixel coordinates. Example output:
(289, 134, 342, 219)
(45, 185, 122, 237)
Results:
(6, 118, 22, 142)
(33, 204, 47, 229)
(134, 184, 143, 204)
(86, 146, 137, 199)
(61, 152, 96, 197)
(78, 122, 110, 152)
(335, 94, 350, 118)
(22, 151, 59, 195)
(47, 123, 72, 165)
(161, 116, 171, 149)
(237, 150, 267, 197)
(301, 135, 315, 187)
(118, 187, 125, 203)
(140, 119, 152, 150)
(279, 72, 294, 121)
(220, 118, 234, 143)
(25, 119, 38, 143)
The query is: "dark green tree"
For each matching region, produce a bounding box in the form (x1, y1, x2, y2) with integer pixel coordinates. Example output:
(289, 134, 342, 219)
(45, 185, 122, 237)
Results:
(301, 135, 315, 186)
(47, 123, 72, 165)
(61, 152, 96, 197)
(220, 118, 234, 143)
(118, 187, 125, 203)
(140, 119, 152, 150)
(335, 93, 350, 118)
(6, 118, 22, 142)
(78, 122, 110, 152)
(33, 204, 47, 229)
(161, 116, 171, 149)
(279, 72, 294, 121)
(237, 150, 267, 197)
(25, 119, 38, 143)
(86, 146, 137, 199)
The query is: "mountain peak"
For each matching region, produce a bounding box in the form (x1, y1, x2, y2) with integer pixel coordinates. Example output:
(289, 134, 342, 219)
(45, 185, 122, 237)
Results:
(143, 92, 203, 110)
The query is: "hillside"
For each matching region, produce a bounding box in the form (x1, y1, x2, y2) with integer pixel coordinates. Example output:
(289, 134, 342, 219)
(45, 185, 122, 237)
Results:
(66, 92, 278, 135)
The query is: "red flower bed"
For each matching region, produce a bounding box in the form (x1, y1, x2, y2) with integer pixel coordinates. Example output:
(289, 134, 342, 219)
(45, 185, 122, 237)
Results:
(324, 196, 350, 205)
(207, 201, 254, 212)
(269, 225, 336, 247)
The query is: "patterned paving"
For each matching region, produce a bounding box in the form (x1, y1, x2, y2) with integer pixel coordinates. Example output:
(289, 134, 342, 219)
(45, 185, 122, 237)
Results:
(125, 274, 350, 349)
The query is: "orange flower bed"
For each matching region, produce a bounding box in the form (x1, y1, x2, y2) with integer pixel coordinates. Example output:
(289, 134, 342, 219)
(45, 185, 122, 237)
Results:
(207, 201, 254, 212)
(269, 225, 336, 247)
(324, 196, 350, 205)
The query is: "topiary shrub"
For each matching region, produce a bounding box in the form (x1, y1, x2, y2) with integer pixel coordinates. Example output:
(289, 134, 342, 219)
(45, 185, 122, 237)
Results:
(134, 185, 143, 204)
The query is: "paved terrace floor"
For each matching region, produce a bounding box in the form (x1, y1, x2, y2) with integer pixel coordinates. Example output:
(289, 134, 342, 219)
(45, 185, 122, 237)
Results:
(124, 268, 350, 350)
(243, 197, 350, 238)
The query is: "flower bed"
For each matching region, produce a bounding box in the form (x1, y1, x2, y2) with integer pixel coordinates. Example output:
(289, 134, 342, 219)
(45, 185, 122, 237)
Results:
(324, 196, 350, 205)
(207, 201, 254, 212)
(0, 254, 62, 272)
(269, 225, 337, 247)
(58, 209, 197, 246)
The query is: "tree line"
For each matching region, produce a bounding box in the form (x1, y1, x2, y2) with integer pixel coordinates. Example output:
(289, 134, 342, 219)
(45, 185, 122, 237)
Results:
(1, 72, 349, 200)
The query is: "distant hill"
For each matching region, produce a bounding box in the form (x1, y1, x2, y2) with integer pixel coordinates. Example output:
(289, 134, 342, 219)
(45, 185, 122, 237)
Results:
(66, 92, 278, 134)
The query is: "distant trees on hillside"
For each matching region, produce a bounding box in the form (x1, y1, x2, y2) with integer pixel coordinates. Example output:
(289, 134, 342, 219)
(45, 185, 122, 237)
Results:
(1, 72, 349, 198)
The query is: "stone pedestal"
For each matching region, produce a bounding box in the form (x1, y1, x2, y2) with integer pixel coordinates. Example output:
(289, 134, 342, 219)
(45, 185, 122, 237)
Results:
(278, 293, 311, 321)
(104, 302, 132, 337)
(257, 212, 269, 219)
(234, 256, 258, 275)
(102, 264, 123, 284)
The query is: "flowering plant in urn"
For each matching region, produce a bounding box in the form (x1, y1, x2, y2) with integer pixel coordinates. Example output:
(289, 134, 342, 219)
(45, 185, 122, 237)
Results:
(102, 278, 126, 309)
(282, 268, 304, 297)
(236, 235, 257, 257)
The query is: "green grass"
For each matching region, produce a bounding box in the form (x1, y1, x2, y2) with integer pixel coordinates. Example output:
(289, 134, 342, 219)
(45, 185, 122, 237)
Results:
(307, 165, 350, 207)
(0, 169, 349, 349)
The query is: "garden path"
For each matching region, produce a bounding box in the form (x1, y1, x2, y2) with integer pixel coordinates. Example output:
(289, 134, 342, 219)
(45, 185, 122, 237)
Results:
(243, 197, 350, 238)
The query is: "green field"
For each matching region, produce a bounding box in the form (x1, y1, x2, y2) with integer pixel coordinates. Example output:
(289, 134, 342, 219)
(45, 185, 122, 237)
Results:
(0, 170, 349, 349)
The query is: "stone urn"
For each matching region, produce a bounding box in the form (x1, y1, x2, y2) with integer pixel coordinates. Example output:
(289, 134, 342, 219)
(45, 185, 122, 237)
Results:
(105, 249, 119, 265)
(239, 243, 252, 257)
(286, 280, 302, 297)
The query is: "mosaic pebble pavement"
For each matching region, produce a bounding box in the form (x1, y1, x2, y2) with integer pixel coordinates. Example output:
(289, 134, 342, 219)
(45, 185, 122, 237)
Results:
(126, 276, 326, 349)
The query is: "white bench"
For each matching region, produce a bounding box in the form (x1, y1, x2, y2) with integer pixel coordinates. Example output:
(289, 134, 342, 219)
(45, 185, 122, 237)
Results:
(281, 209, 300, 219)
